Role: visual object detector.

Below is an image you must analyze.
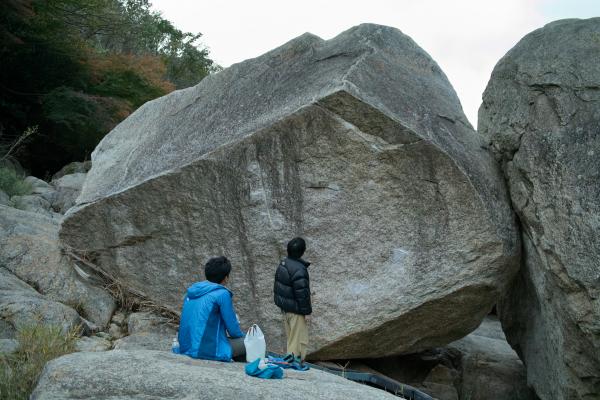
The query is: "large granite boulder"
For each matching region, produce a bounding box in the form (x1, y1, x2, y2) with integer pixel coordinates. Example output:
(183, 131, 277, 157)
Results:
(479, 18, 600, 400)
(60, 24, 519, 358)
(31, 350, 399, 400)
(0, 206, 115, 326)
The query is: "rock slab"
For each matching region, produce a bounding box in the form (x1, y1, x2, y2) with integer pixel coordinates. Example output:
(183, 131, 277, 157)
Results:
(31, 350, 399, 400)
(0, 205, 115, 327)
(61, 24, 519, 358)
(0, 267, 82, 334)
(479, 18, 600, 400)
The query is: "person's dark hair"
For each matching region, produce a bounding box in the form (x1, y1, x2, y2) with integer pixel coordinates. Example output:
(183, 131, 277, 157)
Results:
(287, 237, 306, 259)
(204, 256, 232, 283)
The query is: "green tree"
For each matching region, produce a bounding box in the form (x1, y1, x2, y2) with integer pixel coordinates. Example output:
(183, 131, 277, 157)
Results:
(0, 0, 216, 176)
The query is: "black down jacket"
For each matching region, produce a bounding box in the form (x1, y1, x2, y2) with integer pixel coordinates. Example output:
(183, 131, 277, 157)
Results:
(273, 257, 312, 315)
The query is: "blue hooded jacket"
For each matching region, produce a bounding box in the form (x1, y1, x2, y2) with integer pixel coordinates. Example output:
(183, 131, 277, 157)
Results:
(177, 281, 244, 361)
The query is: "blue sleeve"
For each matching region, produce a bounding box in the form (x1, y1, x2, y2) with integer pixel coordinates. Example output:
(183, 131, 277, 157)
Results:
(217, 291, 245, 338)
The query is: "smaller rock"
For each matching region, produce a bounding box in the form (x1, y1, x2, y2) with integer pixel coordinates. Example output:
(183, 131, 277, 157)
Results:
(0, 268, 83, 334)
(10, 194, 52, 213)
(74, 336, 111, 352)
(0, 190, 9, 206)
(95, 332, 111, 340)
(0, 338, 19, 355)
(0, 319, 16, 339)
(50, 173, 86, 213)
(422, 365, 459, 400)
(52, 161, 91, 181)
(0, 206, 116, 327)
(128, 312, 174, 335)
(24, 176, 56, 202)
(113, 332, 174, 351)
(108, 323, 125, 339)
(420, 382, 458, 400)
(116, 311, 177, 351)
(24, 176, 51, 190)
(448, 316, 535, 400)
(111, 311, 127, 327)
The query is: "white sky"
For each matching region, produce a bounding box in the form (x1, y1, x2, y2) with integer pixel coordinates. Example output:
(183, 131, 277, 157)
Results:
(151, 0, 599, 127)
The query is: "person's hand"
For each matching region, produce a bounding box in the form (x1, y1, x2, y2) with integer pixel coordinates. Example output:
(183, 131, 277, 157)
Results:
(305, 315, 312, 324)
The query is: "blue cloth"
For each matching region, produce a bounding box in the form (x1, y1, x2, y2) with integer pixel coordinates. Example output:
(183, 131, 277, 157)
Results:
(245, 358, 284, 379)
(267, 356, 310, 371)
(177, 281, 244, 362)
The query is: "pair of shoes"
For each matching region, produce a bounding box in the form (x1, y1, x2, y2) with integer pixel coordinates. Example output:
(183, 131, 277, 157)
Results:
(282, 353, 296, 363)
(289, 358, 309, 371)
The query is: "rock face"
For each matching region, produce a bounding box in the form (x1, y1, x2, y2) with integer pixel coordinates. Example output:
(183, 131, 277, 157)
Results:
(31, 350, 399, 400)
(479, 18, 600, 400)
(0, 206, 115, 326)
(60, 24, 519, 358)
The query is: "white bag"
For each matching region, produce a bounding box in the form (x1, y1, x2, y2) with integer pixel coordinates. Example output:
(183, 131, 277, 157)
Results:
(244, 324, 266, 362)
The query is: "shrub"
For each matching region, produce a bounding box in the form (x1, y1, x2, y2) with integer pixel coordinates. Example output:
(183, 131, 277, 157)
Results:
(0, 324, 79, 400)
(0, 166, 31, 197)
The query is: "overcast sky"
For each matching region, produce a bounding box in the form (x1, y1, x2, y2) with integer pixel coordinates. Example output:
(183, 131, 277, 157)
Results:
(151, 0, 599, 127)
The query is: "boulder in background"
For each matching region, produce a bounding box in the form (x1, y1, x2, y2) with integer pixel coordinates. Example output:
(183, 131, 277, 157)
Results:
(479, 18, 600, 400)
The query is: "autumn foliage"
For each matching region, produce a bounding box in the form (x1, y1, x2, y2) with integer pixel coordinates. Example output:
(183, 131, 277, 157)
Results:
(0, 0, 217, 176)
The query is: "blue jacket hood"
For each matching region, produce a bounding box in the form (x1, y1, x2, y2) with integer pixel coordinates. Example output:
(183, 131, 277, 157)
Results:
(186, 281, 232, 299)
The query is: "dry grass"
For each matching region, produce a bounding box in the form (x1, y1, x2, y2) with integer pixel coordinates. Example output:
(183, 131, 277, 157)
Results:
(65, 249, 180, 324)
(0, 166, 32, 197)
(0, 324, 79, 400)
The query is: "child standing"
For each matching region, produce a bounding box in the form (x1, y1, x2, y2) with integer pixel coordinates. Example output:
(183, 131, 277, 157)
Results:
(273, 237, 312, 363)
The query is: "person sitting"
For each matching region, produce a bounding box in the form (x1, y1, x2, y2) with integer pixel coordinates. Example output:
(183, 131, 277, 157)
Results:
(176, 256, 245, 361)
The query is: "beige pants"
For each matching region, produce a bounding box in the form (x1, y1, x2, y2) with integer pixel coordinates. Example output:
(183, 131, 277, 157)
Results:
(283, 312, 309, 360)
